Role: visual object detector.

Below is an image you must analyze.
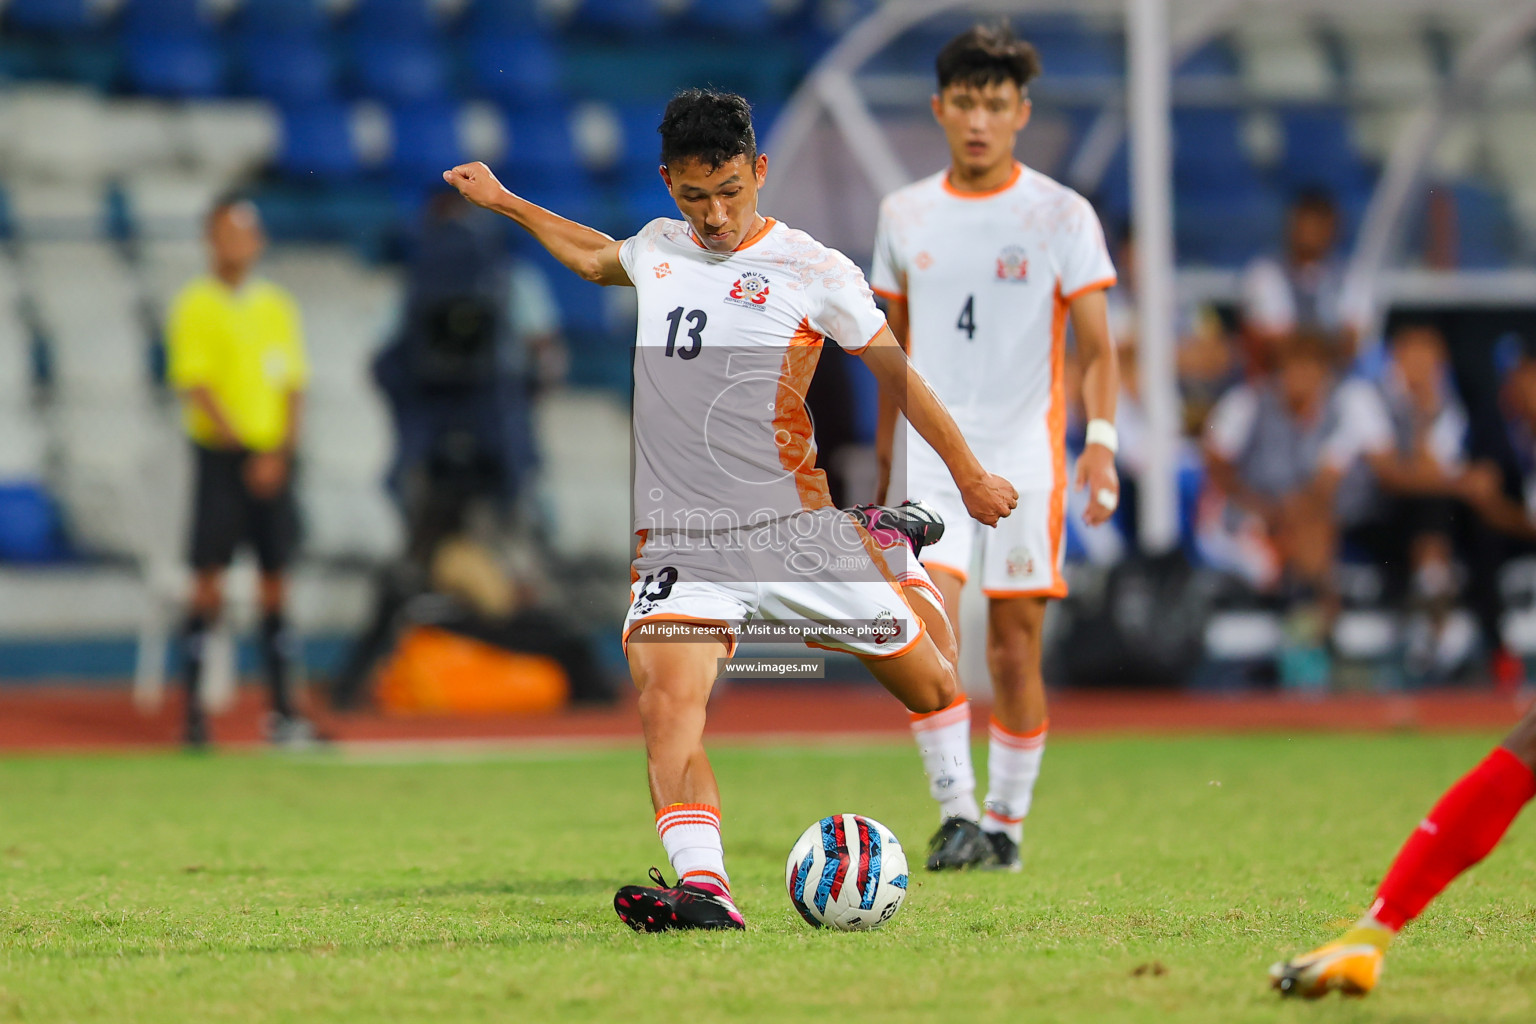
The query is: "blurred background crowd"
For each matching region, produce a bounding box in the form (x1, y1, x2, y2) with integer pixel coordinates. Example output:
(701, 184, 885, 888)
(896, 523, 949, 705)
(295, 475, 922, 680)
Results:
(3, 0, 1536, 726)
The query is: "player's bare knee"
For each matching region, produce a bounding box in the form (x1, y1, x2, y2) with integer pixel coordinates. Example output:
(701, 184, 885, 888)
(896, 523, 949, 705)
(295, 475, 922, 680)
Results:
(1500, 706, 1536, 770)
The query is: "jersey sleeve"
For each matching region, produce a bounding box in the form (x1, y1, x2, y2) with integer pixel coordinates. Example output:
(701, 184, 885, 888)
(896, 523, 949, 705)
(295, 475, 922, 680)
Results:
(618, 218, 666, 280)
(1321, 379, 1393, 472)
(869, 197, 906, 302)
(1240, 257, 1295, 335)
(807, 249, 888, 354)
(1204, 385, 1258, 461)
(165, 284, 213, 390)
(1057, 194, 1117, 301)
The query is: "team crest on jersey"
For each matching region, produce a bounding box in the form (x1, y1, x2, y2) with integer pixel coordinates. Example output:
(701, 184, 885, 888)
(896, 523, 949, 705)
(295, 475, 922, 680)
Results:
(1005, 547, 1034, 578)
(870, 608, 902, 645)
(727, 271, 771, 308)
(996, 246, 1029, 282)
(654, 262, 672, 279)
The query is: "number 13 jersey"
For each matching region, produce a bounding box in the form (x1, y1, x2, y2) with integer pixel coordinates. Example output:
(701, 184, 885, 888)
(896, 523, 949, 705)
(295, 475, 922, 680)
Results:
(619, 216, 887, 534)
(871, 163, 1116, 477)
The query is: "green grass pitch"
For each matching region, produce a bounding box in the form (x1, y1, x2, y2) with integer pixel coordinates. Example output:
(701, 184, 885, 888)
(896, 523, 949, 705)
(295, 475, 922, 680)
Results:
(1, 733, 1533, 1022)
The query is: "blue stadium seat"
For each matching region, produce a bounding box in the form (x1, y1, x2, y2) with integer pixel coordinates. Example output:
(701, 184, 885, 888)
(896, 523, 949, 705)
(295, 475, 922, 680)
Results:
(353, 37, 451, 103)
(505, 107, 577, 173)
(238, 34, 337, 103)
(1177, 187, 1283, 267)
(279, 102, 360, 178)
(1173, 109, 1253, 193)
(459, 0, 545, 34)
(465, 34, 562, 106)
(122, 0, 214, 33)
(348, 0, 438, 38)
(234, 0, 328, 35)
(1276, 105, 1372, 199)
(5, 0, 98, 31)
(572, 0, 666, 35)
(1027, 25, 1123, 79)
(124, 34, 226, 98)
(615, 103, 666, 167)
(390, 101, 467, 187)
(1175, 39, 1237, 80)
(678, 0, 776, 34)
(1446, 181, 1516, 270)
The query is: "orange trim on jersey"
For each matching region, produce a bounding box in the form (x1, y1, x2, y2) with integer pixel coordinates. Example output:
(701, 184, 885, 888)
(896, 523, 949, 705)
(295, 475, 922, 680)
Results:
(1061, 275, 1118, 305)
(984, 583, 1068, 599)
(1045, 282, 1070, 599)
(941, 161, 1023, 200)
(687, 216, 777, 252)
(776, 320, 833, 511)
(898, 574, 946, 611)
(622, 615, 737, 659)
(870, 285, 907, 304)
(804, 611, 927, 661)
(629, 529, 648, 586)
(922, 560, 968, 585)
(841, 322, 886, 356)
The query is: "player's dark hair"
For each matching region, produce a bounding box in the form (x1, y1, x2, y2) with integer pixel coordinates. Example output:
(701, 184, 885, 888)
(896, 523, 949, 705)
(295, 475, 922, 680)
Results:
(657, 89, 757, 170)
(1290, 185, 1338, 218)
(936, 23, 1042, 92)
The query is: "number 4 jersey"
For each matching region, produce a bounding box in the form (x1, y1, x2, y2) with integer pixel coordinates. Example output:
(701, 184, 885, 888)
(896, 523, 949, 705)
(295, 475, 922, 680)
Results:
(619, 216, 888, 533)
(871, 163, 1116, 474)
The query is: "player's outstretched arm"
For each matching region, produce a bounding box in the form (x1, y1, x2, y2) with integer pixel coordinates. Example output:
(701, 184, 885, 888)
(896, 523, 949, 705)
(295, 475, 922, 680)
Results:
(443, 162, 631, 287)
(860, 326, 1017, 526)
(871, 299, 909, 504)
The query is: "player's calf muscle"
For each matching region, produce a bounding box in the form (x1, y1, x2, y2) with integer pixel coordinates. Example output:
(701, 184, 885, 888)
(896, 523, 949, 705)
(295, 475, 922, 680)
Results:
(1500, 707, 1536, 769)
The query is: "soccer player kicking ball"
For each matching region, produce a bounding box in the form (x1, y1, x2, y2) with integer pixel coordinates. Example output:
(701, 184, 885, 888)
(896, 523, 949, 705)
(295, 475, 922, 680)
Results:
(1270, 709, 1536, 997)
(870, 25, 1120, 871)
(444, 89, 1017, 932)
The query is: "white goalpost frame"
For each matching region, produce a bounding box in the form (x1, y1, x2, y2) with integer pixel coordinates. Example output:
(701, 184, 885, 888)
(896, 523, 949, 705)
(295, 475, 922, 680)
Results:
(765, 0, 1536, 556)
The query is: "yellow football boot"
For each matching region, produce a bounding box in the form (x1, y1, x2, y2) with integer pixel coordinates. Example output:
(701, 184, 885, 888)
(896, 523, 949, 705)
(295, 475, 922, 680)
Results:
(1269, 925, 1391, 999)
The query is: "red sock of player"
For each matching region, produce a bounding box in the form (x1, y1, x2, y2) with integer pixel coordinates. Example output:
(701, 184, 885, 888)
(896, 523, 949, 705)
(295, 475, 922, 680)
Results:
(1369, 746, 1536, 931)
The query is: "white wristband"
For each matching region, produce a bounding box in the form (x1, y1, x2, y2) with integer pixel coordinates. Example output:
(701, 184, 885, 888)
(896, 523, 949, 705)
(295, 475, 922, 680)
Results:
(1085, 418, 1118, 455)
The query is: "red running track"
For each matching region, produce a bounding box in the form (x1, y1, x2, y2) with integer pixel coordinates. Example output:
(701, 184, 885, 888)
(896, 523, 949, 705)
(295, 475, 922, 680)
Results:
(0, 683, 1528, 752)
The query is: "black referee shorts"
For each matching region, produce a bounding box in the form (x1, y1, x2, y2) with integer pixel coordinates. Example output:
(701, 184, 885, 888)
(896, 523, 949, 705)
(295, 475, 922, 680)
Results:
(189, 445, 298, 574)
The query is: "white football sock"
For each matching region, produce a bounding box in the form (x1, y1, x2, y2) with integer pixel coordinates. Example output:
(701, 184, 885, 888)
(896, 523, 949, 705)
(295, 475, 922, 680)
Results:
(910, 694, 980, 822)
(982, 716, 1047, 843)
(656, 803, 730, 894)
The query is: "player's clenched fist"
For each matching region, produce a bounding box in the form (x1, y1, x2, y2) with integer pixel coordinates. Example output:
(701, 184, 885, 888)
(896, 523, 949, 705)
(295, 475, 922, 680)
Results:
(961, 471, 1018, 527)
(442, 162, 509, 210)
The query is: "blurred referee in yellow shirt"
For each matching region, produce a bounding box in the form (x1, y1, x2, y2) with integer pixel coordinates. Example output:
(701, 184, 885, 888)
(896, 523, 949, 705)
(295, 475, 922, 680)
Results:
(166, 198, 315, 748)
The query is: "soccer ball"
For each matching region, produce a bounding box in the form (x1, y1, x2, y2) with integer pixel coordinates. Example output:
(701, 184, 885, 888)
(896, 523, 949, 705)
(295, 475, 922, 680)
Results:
(785, 814, 908, 931)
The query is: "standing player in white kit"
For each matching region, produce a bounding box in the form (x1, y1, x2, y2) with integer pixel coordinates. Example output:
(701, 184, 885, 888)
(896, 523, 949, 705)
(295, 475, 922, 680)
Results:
(445, 89, 1017, 931)
(872, 25, 1122, 871)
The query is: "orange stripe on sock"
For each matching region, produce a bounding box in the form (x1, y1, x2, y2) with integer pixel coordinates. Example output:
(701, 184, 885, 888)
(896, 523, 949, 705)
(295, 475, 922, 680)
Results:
(681, 870, 731, 893)
(909, 693, 968, 729)
(985, 809, 1025, 825)
(656, 803, 720, 822)
(989, 723, 1046, 751)
(989, 716, 1047, 740)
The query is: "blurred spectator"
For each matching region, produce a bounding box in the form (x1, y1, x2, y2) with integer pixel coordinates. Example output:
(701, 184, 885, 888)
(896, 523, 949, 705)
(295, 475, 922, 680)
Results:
(167, 198, 316, 748)
(1240, 188, 1371, 371)
(1344, 324, 1480, 681)
(1458, 356, 1536, 689)
(1106, 227, 1235, 440)
(1199, 333, 1392, 683)
(373, 191, 559, 541)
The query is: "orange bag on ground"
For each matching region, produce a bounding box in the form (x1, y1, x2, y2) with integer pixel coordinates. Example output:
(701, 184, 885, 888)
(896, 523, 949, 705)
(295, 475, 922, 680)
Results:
(375, 626, 569, 716)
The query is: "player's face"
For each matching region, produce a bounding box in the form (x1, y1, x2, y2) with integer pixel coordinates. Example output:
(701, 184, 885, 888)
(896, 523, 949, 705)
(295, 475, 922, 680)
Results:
(208, 203, 265, 276)
(931, 80, 1031, 177)
(661, 153, 769, 253)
